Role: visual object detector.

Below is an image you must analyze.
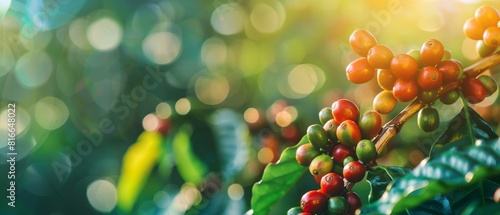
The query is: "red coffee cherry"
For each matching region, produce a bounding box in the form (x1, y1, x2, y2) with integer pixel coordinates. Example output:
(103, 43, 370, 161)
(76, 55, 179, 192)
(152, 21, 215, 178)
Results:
(332, 144, 356, 165)
(331, 99, 360, 124)
(300, 190, 328, 213)
(461, 77, 488, 104)
(417, 66, 443, 90)
(345, 192, 362, 215)
(343, 161, 366, 183)
(320, 173, 345, 197)
(392, 78, 419, 102)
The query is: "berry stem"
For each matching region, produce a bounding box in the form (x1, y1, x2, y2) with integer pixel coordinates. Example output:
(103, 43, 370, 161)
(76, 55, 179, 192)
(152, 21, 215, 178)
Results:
(372, 51, 500, 156)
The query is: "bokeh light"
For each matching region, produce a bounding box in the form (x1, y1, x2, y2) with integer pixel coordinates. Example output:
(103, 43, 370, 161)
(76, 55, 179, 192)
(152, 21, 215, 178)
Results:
(195, 75, 230, 105)
(417, 8, 445, 32)
(34, 96, 69, 130)
(201, 37, 227, 71)
(156, 102, 172, 119)
(279, 64, 325, 99)
(142, 113, 160, 132)
(175, 98, 191, 115)
(87, 17, 123, 51)
(228, 183, 244, 200)
(257, 147, 274, 164)
(15, 51, 53, 88)
(170, 183, 202, 213)
(86, 179, 117, 213)
(211, 3, 245, 35)
(250, 1, 285, 34)
(142, 32, 182, 65)
(244, 108, 260, 124)
(69, 18, 90, 49)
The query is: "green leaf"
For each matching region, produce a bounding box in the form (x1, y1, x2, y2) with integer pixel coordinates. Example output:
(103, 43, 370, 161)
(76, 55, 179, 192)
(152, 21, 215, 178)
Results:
(429, 108, 498, 157)
(251, 135, 309, 215)
(173, 124, 208, 185)
(367, 166, 411, 203)
(360, 138, 500, 215)
(445, 179, 500, 213)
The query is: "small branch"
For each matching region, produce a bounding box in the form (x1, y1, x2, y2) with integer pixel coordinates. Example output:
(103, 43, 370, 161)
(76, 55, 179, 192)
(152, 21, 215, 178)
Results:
(373, 51, 500, 155)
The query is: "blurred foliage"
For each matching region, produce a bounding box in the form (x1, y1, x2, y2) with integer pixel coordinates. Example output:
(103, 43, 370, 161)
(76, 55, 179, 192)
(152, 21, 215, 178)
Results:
(0, 0, 499, 214)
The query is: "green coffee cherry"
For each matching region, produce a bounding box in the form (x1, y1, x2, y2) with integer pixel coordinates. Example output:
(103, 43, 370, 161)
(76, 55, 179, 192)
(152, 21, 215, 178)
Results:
(328, 196, 348, 215)
(319, 107, 334, 125)
(417, 107, 440, 132)
(307, 124, 329, 150)
(356, 139, 378, 163)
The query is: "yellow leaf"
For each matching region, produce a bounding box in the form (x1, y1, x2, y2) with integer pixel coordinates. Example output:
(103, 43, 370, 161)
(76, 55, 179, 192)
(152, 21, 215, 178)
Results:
(116, 131, 161, 212)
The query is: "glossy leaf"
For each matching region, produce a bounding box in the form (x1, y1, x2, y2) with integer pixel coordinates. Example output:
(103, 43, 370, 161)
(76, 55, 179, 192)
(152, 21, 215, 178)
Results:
(360, 138, 500, 214)
(445, 179, 500, 213)
(367, 166, 411, 203)
(429, 108, 498, 157)
(251, 135, 309, 215)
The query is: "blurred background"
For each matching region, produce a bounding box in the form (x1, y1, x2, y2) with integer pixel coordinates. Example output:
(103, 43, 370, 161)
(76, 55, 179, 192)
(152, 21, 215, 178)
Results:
(0, 0, 499, 214)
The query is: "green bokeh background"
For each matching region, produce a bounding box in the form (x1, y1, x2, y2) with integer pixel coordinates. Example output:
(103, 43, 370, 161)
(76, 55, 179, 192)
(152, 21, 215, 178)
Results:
(0, 0, 499, 214)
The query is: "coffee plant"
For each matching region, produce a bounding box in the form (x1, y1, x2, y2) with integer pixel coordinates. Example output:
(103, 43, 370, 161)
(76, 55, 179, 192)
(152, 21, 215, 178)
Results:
(250, 5, 500, 215)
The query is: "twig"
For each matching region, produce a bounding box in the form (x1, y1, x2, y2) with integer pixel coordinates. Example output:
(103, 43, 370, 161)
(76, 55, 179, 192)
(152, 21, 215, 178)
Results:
(373, 51, 500, 155)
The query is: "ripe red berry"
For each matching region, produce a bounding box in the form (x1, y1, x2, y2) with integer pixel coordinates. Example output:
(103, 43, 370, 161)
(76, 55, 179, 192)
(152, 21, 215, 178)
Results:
(343, 161, 366, 183)
(345, 192, 362, 215)
(332, 144, 356, 165)
(300, 190, 328, 213)
(392, 78, 419, 102)
(320, 173, 345, 197)
(331, 99, 360, 124)
(461, 77, 488, 104)
(436, 60, 461, 84)
(417, 66, 443, 90)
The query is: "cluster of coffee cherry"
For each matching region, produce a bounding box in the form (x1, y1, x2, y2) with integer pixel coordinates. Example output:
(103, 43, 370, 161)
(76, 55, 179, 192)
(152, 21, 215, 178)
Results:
(289, 99, 382, 214)
(463, 5, 500, 57)
(346, 25, 498, 132)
